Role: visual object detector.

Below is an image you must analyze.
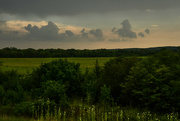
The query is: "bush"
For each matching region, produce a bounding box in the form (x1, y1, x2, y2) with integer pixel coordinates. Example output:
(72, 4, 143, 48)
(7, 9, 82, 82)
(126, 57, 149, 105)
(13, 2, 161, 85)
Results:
(12, 101, 34, 117)
(0, 85, 5, 104)
(25, 59, 83, 99)
(99, 85, 113, 105)
(42, 80, 68, 106)
(98, 57, 139, 101)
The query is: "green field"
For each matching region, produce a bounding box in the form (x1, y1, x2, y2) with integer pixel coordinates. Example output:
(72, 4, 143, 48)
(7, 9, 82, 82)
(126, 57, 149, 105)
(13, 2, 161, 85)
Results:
(0, 57, 113, 74)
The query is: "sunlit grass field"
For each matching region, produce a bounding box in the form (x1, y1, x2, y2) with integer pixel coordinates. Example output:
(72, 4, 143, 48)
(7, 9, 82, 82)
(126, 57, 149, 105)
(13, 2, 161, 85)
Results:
(0, 57, 113, 74)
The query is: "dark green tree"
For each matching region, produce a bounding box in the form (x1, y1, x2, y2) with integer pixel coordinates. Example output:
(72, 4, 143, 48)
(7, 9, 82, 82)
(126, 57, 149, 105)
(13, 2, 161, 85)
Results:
(93, 60, 102, 79)
(99, 57, 139, 101)
(125, 57, 173, 111)
(25, 59, 83, 99)
(42, 80, 67, 106)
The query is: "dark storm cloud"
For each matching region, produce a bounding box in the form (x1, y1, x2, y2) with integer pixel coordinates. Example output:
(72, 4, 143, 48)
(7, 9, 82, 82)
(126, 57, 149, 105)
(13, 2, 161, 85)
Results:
(24, 21, 104, 41)
(65, 30, 75, 37)
(0, 29, 3, 34)
(0, 21, 8, 29)
(138, 32, 145, 38)
(0, 21, 22, 40)
(80, 28, 89, 38)
(80, 28, 104, 41)
(0, 29, 22, 41)
(58, 31, 76, 41)
(24, 21, 59, 40)
(0, 21, 7, 26)
(89, 29, 103, 40)
(24, 21, 78, 41)
(145, 29, 150, 34)
(110, 20, 151, 42)
(113, 19, 137, 39)
(112, 27, 116, 32)
(0, 0, 180, 17)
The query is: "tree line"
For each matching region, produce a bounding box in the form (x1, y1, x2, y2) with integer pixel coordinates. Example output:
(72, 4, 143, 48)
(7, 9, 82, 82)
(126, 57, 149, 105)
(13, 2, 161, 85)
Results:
(0, 46, 180, 58)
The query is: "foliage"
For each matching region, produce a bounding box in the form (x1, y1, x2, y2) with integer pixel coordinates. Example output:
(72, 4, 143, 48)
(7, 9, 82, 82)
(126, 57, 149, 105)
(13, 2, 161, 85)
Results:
(98, 57, 139, 102)
(125, 58, 173, 111)
(93, 59, 102, 79)
(0, 70, 25, 105)
(25, 59, 83, 99)
(1, 46, 180, 58)
(1, 49, 180, 119)
(99, 85, 113, 105)
(42, 80, 67, 106)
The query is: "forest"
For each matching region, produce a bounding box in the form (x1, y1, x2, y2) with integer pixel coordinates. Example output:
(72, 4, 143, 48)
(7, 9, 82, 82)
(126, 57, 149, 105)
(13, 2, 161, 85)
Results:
(0, 46, 180, 58)
(1, 48, 180, 120)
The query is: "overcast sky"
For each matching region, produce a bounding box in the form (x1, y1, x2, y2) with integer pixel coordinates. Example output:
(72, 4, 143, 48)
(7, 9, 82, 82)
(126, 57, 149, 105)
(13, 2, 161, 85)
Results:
(0, 0, 180, 49)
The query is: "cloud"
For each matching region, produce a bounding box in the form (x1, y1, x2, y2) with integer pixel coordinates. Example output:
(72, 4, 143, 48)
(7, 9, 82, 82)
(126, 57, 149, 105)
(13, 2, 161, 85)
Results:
(108, 38, 133, 42)
(0, 21, 25, 41)
(151, 25, 158, 27)
(24, 21, 79, 41)
(0, 29, 3, 34)
(80, 28, 104, 41)
(24, 21, 59, 40)
(1, 0, 180, 17)
(24, 21, 104, 41)
(138, 32, 145, 38)
(146, 9, 155, 12)
(0, 21, 6, 26)
(65, 30, 75, 37)
(58, 30, 78, 41)
(145, 28, 150, 34)
(0, 29, 23, 41)
(0, 21, 9, 30)
(80, 28, 89, 38)
(0, 20, 149, 43)
(89, 29, 103, 40)
(112, 27, 116, 32)
(109, 20, 151, 42)
(112, 19, 137, 39)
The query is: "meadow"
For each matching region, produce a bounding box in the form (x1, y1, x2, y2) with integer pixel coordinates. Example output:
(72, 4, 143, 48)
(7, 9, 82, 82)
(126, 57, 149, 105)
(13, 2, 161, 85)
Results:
(0, 57, 113, 74)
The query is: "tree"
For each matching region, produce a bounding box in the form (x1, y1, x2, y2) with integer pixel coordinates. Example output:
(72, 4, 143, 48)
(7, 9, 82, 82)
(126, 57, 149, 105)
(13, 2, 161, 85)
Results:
(125, 57, 173, 112)
(25, 59, 83, 99)
(99, 85, 113, 106)
(93, 60, 101, 79)
(99, 57, 139, 100)
(42, 80, 67, 106)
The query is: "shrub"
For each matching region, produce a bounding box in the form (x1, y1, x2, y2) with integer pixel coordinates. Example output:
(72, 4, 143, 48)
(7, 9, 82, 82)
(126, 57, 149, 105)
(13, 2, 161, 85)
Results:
(25, 59, 83, 99)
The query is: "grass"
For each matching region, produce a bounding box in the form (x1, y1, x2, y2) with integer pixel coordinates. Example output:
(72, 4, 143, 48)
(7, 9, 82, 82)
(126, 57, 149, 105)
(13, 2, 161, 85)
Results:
(0, 57, 113, 74)
(0, 115, 35, 121)
(1, 103, 179, 121)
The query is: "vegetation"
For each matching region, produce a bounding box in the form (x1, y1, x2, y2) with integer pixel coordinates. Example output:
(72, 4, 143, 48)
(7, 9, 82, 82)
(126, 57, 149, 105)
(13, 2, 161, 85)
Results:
(0, 46, 180, 58)
(1, 48, 180, 120)
(0, 57, 112, 74)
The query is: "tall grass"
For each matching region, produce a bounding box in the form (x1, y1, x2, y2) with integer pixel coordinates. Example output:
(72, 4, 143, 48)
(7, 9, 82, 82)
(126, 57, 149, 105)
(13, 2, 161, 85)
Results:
(27, 99, 179, 121)
(1, 104, 179, 121)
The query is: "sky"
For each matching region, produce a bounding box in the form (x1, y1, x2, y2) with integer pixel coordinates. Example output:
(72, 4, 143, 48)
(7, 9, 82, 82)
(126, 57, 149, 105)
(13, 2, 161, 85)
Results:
(0, 0, 180, 49)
